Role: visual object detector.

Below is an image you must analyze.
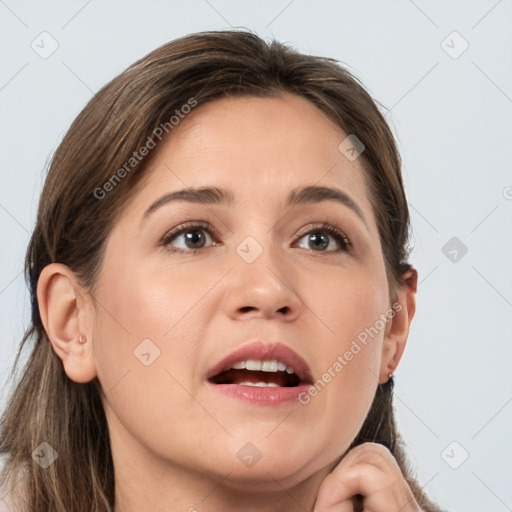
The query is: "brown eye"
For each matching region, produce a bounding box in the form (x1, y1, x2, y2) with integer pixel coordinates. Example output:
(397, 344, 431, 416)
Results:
(161, 222, 218, 253)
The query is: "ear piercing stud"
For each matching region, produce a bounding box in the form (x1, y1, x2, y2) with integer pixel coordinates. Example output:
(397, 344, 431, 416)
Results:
(77, 334, 87, 344)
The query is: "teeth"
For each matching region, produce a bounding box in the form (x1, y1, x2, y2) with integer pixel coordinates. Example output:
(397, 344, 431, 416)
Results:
(261, 360, 278, 372)
(245, 360, 262, 371)
(238, 381, 280, 387)
(229, 359, 296, 375)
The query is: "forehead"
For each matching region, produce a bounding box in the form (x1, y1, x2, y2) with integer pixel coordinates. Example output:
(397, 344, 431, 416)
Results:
(126, 93, 378, 232)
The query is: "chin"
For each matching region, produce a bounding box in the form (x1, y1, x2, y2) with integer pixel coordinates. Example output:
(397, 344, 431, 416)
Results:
(201, 436, 331, 490)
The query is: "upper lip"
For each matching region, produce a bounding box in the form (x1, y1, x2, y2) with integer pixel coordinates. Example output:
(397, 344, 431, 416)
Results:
(206, 340, 313, 384)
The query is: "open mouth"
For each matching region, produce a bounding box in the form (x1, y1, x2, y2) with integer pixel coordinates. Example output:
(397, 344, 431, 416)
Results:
(208, 359, 302, 388)
(206, 342, 314, 406)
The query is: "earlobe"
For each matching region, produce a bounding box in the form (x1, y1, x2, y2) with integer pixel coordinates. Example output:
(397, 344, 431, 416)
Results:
(379, 267, 418, 384)
(37, 263, 97, 383)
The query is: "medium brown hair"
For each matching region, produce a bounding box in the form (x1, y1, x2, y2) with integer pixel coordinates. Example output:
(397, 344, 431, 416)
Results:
(0, 29, 442, 511)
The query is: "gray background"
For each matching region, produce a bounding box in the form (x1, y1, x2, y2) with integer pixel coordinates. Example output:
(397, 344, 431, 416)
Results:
(1, 1, 511, 510)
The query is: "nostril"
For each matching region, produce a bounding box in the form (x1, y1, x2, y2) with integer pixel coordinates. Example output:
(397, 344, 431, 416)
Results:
(238, 306, 290, 315)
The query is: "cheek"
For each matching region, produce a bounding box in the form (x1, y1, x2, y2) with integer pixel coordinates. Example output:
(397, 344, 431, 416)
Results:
(302, 265, 387, 447)
(91, 255, 222, 406)
(312, 257, 388, 348)
(304, 329, 381, 469)
(91, 261, 219, 463)
(93, 254, 219, 343)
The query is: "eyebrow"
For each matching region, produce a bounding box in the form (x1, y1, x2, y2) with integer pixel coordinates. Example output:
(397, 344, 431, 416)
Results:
(143, 185, 367, 226)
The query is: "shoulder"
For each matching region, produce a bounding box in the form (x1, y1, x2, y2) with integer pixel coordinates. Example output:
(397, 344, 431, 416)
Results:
(0, 478, 28, 512)
(0, 456, 29, 512)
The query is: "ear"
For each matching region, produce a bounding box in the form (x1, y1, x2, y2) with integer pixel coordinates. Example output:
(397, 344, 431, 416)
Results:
(37, 263, 97, 383)
(378, 266, 418, 384)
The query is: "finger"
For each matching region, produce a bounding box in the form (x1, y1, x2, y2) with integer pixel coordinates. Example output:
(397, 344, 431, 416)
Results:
(314, 443, 420, 512)
(317, 443, 398, 502)
(314, 463, 384, 510)
(313, 493, 362, 512)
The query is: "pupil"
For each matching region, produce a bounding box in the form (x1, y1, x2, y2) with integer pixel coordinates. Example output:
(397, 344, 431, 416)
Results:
(310, 232, 328, 250)
(185, 230, 205, 248)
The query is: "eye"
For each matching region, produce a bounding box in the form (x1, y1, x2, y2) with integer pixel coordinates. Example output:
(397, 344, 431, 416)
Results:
(294, 223, 352, 253)
(159, 221, 352, 255)
(160, 221, 219, 253)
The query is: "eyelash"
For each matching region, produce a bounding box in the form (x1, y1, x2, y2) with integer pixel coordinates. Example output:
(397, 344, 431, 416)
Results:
(159, 220, 353, 255)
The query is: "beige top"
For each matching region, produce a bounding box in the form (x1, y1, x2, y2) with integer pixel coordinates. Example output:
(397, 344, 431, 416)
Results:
(0, 481, 26, 512)
(0, 459, 27, 512)
(0, 482, 17, 512)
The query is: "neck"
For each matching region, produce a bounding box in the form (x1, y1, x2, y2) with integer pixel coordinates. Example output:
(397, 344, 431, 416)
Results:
(114, 467, 326, 512)
(111, 434, 329, 512)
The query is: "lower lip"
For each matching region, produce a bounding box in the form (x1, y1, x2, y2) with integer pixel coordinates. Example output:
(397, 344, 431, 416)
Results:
(208, 382, 311, 405)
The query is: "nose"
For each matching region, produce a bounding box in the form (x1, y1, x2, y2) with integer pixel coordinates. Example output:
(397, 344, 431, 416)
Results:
(221, 241, 302, 322)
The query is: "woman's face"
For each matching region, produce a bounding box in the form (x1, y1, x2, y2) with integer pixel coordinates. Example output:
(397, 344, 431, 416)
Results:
(90, 93, 394, 489)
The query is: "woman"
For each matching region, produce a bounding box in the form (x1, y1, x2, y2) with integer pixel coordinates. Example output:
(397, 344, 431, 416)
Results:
(0, 29, 443, 511)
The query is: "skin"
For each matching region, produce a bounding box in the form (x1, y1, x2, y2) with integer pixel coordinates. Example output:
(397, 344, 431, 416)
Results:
(37, 93, 420, 511)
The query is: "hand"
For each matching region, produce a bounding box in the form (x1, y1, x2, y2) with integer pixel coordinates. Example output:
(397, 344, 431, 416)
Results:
(314, 442, 422, 512)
